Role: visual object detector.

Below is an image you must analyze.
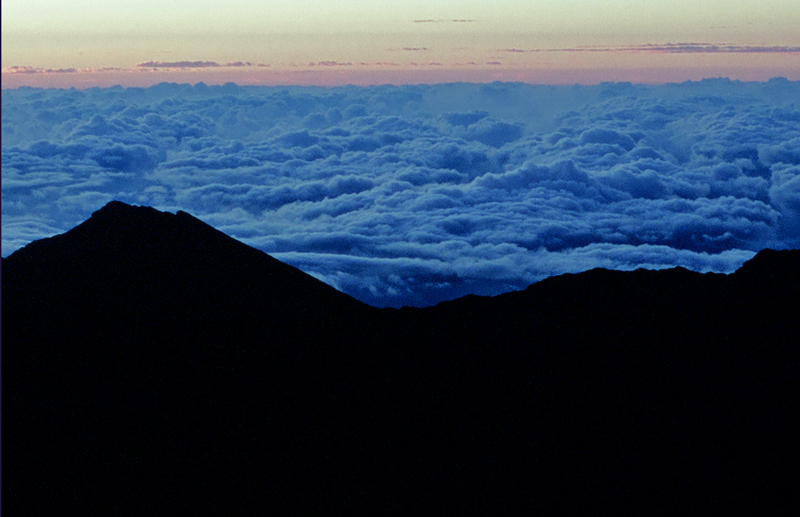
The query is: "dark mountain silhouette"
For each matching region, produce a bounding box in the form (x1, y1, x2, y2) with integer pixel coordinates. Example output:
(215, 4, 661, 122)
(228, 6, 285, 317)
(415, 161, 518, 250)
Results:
(3, 202, 799, 512)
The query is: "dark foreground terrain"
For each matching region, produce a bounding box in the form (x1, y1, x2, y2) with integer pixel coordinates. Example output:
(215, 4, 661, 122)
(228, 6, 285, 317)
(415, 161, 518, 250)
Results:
(3, 201, 799, 512)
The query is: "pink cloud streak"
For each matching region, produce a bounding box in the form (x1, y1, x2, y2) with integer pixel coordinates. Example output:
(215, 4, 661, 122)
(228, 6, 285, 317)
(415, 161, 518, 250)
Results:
(499, 43, 800, 54)
(136, 61, 257, 69)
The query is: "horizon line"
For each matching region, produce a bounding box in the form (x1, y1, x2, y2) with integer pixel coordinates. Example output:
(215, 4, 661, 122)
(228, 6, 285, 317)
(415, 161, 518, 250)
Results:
(3, 68, 799, 90)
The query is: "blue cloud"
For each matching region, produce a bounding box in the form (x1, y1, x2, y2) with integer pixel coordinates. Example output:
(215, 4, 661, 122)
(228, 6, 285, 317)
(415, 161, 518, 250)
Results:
(3, 80, 800, 307)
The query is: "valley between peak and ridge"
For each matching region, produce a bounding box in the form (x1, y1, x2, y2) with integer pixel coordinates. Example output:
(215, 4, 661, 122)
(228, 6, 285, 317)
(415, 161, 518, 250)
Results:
(3, 200, 799, 512)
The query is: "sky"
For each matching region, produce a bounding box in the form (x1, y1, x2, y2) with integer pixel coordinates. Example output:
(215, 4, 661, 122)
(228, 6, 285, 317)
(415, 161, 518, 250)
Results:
(3, 80, 799, 307)
(2, 0, 800, 87)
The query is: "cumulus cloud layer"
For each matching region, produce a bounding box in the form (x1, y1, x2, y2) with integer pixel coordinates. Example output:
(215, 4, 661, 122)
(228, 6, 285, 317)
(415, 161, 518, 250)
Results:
(3, 79, 799, 307)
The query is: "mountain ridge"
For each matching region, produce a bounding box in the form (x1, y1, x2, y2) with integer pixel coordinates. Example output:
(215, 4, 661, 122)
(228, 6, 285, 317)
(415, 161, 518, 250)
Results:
(3, 201, 799, 513)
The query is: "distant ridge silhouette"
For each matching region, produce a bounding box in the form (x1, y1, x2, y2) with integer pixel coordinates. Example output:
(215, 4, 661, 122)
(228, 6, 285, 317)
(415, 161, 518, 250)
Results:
(3, 202, 799, 513)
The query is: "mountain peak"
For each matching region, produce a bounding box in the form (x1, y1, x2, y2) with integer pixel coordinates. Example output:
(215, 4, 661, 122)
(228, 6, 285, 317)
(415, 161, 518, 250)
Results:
(3, 200, 369, 337)
(90, 199, 163, 221)
(97, 199, 136, 212)
(736, 247, 800, 277)
(94, 200, 194, 220)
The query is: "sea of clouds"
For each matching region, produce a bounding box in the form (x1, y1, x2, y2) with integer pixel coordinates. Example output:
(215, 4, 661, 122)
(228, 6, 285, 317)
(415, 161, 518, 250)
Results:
(3, 79, 799, 307)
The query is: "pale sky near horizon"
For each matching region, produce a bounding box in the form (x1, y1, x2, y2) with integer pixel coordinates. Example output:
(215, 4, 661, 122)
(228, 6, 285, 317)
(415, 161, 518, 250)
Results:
(2, 0, 799, 87)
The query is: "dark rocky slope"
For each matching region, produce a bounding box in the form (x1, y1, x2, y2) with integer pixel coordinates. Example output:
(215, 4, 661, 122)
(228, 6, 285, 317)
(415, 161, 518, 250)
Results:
(3, 202, 798, 512)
